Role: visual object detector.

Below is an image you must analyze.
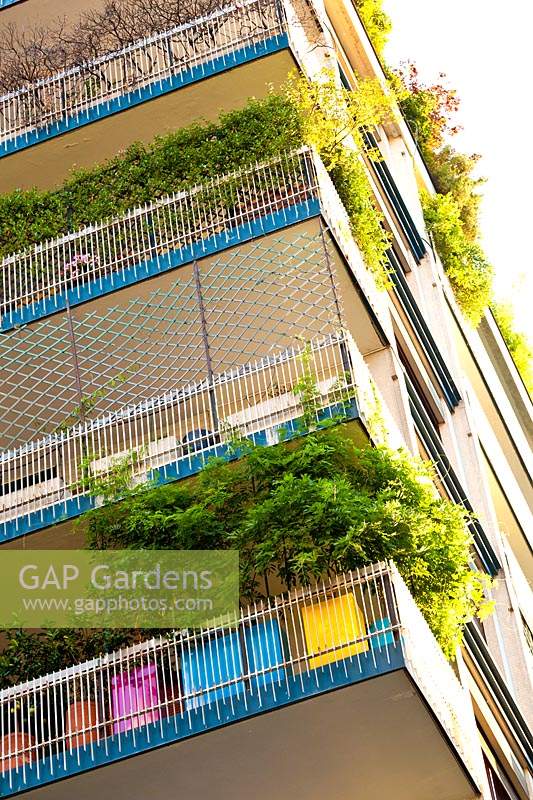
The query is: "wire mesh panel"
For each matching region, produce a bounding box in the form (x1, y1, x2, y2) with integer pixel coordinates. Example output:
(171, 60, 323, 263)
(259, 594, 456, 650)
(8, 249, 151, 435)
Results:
(0, 227, 355, 530)
(0, 229, 339, 451)
(0, 0, 286, 150)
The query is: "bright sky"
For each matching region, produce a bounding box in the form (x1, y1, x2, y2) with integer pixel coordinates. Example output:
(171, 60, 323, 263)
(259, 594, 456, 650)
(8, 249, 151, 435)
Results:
(383, 0, 533, 340)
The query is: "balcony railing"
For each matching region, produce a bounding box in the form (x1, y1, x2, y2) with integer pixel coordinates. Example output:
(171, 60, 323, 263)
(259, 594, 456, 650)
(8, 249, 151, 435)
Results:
(0, 562, 483, 796)
(0, 148, 320, 329)
(0, 330, 357, 537)
(0, 0, 287, 153)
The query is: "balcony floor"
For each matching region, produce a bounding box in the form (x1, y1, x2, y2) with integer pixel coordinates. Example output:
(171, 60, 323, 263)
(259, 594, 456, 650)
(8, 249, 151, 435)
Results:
(14, 668, 478, 800)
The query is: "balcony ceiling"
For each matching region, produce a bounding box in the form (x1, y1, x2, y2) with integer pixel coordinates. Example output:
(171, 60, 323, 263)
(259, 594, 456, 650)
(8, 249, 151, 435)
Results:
(23, 670, 477, 800)
(0, 51, 296, 195)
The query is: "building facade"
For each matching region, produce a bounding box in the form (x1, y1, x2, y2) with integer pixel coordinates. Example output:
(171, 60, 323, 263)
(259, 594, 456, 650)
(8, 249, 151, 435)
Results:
(0, 0, 531, 798)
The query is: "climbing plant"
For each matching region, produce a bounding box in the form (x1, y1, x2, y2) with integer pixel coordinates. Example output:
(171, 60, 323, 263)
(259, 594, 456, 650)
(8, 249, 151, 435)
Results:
(286, 70, 393, 286)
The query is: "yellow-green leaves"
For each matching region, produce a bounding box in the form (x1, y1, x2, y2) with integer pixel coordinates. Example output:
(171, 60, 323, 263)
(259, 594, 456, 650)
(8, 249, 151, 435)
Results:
(285, 71, 392, 286)
(353, 0, 392, 56)
(422, 191, 493, 325)
(285, 70, 392, 165)
(492, 303, 533, 394)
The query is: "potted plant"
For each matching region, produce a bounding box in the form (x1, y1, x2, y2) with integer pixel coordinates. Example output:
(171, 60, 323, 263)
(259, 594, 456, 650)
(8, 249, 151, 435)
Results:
(1, 701, 36, 775)
(63, 681, 102, 750)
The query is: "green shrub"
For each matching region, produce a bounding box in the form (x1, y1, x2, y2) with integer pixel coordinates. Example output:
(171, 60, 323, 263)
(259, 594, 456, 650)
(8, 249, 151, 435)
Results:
(394, 63, 497, 325)
(0, 95, 302, 257)
(492, 303, 533, 395)
(80, 430, 490, 659)
(1, 79, 393, 291)
(425, 146, 483, 240)
(0, 628, 136, 687)
(286, 71, 393, 286)
(422, 191, 493, 326)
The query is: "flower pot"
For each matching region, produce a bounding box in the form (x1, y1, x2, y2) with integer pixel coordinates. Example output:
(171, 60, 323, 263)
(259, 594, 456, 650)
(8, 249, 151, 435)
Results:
(64, 701, 100, 749)
(1, 732, 34, 774)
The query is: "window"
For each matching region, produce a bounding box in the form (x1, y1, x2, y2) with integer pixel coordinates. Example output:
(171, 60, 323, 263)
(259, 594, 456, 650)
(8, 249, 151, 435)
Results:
(521, 614, 533, 659)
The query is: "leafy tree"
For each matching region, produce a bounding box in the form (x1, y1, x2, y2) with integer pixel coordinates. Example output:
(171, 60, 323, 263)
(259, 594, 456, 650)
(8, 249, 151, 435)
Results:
(353, 0, 392, 56)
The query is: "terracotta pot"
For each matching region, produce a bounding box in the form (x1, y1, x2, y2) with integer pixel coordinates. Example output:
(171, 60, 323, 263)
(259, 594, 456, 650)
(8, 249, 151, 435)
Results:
(1, 732, 34, 774)
(64, 701, 100, 749)
(163, 695, 182, 720)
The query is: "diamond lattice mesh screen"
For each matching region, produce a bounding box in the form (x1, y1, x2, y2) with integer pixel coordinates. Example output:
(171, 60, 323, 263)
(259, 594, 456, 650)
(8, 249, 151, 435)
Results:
(0, 229, 342, 451)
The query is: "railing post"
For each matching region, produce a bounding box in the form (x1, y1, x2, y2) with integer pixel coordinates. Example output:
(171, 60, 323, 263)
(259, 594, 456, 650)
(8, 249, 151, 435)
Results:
(318, 217, 351, 375)
(193, 260, 218, 432)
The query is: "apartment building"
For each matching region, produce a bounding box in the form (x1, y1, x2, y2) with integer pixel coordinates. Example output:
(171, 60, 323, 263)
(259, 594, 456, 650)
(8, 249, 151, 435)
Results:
(0, 0, 531, 797)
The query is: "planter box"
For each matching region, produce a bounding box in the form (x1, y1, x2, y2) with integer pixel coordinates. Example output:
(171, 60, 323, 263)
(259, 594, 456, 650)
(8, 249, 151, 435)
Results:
(1, 733, 34, 774)
(64, 701, 101, 749)
(301, 593, 369, 670)
(111, 663, 160, 734)
(181, 620, 287, 711)
(369, 616, 395, 648)
(182, 630, 244, 712)
(245, 618, 286, 691)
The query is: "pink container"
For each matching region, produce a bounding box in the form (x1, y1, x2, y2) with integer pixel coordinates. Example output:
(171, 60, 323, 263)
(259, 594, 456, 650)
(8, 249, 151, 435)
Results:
(111, 664, 160, 734)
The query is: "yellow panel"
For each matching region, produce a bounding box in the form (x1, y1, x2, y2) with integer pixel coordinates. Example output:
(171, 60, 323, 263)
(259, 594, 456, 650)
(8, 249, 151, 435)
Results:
(301, 593, 369, 669)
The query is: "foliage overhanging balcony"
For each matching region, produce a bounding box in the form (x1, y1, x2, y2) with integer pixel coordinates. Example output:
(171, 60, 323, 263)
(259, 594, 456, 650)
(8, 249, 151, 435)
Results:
(0, 149, 321, 330)
(0, 563, 484, 799)
(0, 0, 289, 156)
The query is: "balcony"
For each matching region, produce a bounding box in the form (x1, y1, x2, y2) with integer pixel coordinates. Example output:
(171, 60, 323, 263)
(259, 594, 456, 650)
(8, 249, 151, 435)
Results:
(0, 0, 332, 192)
(0, 0, 288, 158)
(0, 149, 320, 330)
(0, 148, 387, 336)
(0, 562, 484, 799)
(0, 329, 366, 540)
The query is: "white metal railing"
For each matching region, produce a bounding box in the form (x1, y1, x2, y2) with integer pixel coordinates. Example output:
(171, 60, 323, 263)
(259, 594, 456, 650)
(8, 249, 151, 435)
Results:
(0, 148, 318, 324)
(0, 562, 482, 795)
(0, 331, 354, 532)
(0, 0, 286, 148)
